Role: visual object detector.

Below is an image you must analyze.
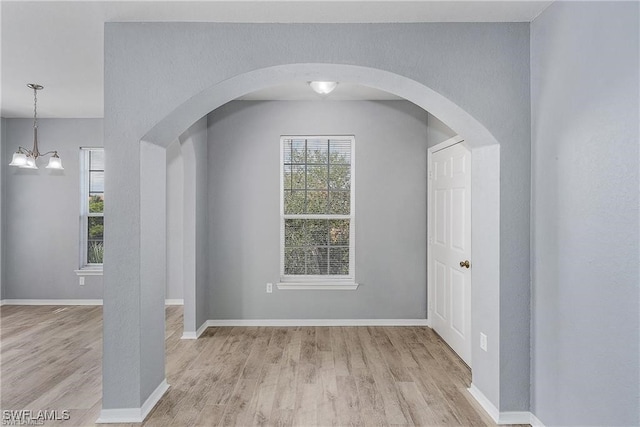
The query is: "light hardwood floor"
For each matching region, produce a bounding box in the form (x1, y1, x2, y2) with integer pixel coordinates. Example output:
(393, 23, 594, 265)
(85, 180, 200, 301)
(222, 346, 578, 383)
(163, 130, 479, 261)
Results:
(1, 305, 516, 426)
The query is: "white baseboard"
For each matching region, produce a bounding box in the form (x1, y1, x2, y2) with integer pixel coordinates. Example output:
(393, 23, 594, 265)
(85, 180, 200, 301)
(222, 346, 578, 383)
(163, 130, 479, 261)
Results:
(468, 383, 500, 422)
(499, 411, 536, 425)
(467, 383, 540, 425)
(182, 319, 430, 339)
(530, 412, 546, 427)
(0, 299, 183, 306)
(140, 380, 170, 422)
(0, 299, 103, 306)
(96, 379, 169, 423)
(181, 320, 209, 340)
(205, 318, 431, 327)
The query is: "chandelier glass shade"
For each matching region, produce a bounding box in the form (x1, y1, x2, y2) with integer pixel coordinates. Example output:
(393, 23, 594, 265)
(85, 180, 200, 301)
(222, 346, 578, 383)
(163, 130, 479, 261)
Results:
(9, 84, 64, 170)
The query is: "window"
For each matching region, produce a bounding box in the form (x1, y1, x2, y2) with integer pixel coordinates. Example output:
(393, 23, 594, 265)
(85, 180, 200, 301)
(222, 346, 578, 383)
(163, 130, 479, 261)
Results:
(280, 136, 355, 283)
(79, 148, 104, 270)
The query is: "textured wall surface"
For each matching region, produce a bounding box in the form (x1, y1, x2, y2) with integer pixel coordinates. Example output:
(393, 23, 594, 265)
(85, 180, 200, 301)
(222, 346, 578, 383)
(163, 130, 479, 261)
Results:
(207, 100, 428, 319)
(531, 2, 640, 425)
(176, 119, 210, 336)
(2, 118, 184, 303)
(104, 22, 530, 411)
(1, 118, 5, 300)
(190, 118, 210, 331)
(3, 118, 104, 300)
(166, 140, 184, 300)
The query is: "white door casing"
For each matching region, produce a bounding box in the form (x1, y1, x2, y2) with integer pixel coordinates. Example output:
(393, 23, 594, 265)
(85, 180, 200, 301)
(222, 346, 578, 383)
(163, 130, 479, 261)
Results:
(429, 138, 472, 366)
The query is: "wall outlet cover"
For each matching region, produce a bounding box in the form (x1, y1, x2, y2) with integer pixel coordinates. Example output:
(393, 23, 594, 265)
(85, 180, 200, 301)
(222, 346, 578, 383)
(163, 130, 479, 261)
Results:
(480, 332, 488, 351)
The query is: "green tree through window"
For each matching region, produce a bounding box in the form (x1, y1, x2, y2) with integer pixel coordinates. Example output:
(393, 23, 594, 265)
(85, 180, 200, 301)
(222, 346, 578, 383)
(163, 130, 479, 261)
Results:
(82, 149, 104, 266)
(281, 137, 354, 278)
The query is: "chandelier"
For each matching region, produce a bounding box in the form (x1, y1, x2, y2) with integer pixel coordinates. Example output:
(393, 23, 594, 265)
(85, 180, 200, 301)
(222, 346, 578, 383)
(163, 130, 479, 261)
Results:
(9, 84, 63, 170)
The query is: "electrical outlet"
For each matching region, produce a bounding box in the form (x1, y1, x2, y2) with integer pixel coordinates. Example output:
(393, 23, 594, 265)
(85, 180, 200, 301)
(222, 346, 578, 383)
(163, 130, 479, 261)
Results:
(79, 276, 85, 286)
(266, 283, 273, 293)
(480, 333, 488, 351)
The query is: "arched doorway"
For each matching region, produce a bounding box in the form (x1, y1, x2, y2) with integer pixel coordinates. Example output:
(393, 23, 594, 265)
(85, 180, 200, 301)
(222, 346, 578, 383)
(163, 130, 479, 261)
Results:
(148, 61, 501, 403)
(101, 63, 501, 422)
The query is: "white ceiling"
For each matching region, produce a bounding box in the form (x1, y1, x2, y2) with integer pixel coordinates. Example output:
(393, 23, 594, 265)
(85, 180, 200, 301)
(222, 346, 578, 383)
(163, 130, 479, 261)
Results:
(1, 1, 552, 118)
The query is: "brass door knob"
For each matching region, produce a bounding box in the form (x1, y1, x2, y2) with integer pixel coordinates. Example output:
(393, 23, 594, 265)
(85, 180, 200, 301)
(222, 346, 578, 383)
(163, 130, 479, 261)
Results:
(460, 260, 470, 269)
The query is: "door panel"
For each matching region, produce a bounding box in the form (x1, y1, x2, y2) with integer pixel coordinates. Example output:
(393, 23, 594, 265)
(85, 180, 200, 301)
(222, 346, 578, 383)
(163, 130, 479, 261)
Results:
(430, 142, 472, 366)
(435, 260, 447, 319)
(451, 188, 466, 251)
(452, 153, 466, 175)
(451, 268, 465, 336)
(435, 189, 447, 245)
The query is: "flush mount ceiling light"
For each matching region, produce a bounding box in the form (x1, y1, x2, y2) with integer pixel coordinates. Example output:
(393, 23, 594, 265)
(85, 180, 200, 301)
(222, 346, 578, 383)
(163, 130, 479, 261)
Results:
(309, 81, 338, 95)
(9, 84, 63, 170)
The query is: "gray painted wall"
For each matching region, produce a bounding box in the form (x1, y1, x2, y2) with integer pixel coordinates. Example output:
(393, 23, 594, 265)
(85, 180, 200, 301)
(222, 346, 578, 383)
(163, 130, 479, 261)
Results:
(2, 118, 104, 299)
(166, 140, 183, 300)
(179, 117, 209, 331)
(104, 22, 530, 411)
(530, 2, 639, 425)
(1, 118, 5, 300)
(1, 117, 182, 302)
(207, 100, 428, 319)
(138, 140, 168, 405)
(426, 113, 456, 147)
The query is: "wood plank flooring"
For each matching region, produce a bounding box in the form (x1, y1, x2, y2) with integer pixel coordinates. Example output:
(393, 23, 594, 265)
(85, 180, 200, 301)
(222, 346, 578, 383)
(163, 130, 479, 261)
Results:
(1, 305, 517, 426)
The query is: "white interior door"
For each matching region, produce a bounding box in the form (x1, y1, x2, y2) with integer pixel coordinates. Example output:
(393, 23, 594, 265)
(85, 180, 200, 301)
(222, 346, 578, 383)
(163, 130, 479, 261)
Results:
(430, 141, 472, 366)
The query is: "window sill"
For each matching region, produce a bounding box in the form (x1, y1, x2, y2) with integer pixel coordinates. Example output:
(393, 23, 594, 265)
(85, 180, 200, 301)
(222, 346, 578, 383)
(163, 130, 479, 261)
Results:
(277, 282, 359, 290)
(74, 268, 103, 276)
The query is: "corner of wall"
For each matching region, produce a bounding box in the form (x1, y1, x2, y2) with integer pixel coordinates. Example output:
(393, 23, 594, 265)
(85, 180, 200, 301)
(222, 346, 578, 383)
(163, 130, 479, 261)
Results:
(529, 1, 640, 425)
(196, 116, 210, 326)
(0, 117, 5, 300)
(178, 116, 209, 333)
(426, 112, 456, 148)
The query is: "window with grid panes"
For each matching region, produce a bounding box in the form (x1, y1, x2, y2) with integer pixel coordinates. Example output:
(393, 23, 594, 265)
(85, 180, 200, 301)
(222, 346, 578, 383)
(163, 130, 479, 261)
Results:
(80, 148, 104, 268)
(281, 136, 355, 280)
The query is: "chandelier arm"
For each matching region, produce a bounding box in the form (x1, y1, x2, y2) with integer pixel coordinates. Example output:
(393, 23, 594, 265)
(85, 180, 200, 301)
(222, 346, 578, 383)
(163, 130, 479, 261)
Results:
(17, 146, 33, 155)
(38, 150, 58, 157)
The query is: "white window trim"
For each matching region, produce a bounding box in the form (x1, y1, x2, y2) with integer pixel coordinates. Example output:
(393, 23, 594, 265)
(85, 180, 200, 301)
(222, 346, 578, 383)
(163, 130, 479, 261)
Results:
(276, 282, 359, 290)
(77, 147, 104, 273)
(279, 135, 357, 289)
(74, 268, 103, 277)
